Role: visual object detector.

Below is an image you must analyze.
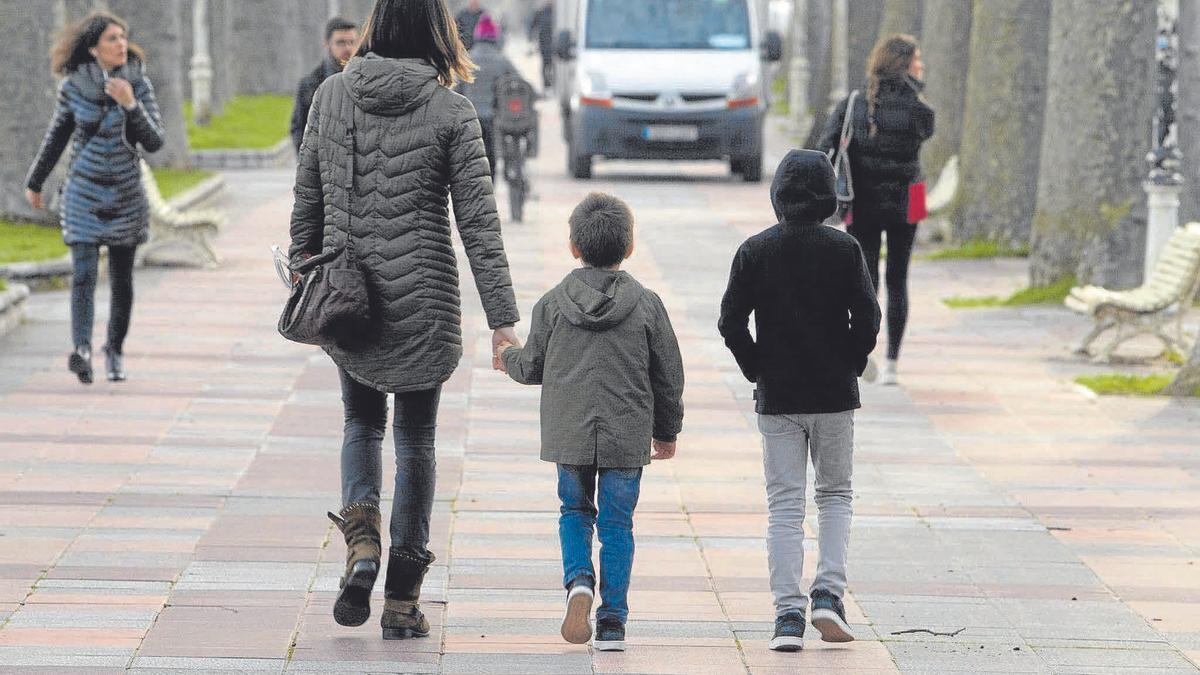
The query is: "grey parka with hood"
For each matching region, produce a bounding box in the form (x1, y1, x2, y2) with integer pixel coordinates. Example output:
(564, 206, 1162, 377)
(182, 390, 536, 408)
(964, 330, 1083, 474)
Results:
(289, 54, 520, 392)
(501, 268, 685, 467)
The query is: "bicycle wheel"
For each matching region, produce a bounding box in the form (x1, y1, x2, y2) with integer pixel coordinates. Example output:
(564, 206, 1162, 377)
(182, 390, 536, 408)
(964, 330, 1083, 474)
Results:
(509, 178, 525, 222)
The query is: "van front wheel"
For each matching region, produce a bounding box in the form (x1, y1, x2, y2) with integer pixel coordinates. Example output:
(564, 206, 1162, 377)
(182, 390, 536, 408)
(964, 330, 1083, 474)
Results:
(734, 154, 763, 183)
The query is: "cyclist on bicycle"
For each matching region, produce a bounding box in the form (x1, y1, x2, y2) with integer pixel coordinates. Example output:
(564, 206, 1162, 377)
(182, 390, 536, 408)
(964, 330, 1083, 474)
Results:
(457, 14, 517, 181)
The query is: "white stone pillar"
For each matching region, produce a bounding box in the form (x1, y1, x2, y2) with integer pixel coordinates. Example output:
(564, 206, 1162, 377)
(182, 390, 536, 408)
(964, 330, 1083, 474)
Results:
(189, 0, 213, 126)
(788, 0, 810, 133)
(829, 0, 849, 105)
(1144, 181, 1182, 280)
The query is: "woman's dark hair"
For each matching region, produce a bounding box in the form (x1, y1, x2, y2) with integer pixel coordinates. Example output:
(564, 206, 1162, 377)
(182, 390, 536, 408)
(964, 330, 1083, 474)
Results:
(50, 11, 145, 76)
(355, 0, 475, 86)
(865, 34, 919, 137)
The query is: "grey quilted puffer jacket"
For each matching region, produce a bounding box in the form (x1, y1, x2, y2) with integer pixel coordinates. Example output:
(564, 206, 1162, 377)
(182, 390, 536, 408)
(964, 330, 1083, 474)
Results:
(289, 54, 520, 393)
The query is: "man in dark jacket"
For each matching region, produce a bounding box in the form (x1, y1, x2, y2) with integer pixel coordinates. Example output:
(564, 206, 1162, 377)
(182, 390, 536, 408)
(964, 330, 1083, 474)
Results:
(527, 1, 554, 89)
(718, 149, 880, 652)
(456, 0, 486, 51)
(499, 192, 684, 653)
(290, 17, 358, 153)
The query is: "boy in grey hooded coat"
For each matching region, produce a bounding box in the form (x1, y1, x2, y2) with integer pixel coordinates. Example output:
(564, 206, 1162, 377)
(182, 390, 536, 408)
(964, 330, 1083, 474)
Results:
(499, 193, 684, 651)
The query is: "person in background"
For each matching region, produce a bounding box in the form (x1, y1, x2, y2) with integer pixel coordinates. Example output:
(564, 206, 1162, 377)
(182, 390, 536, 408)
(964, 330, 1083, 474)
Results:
(456, 0, 485, 51)
(25, 11, 165, 385)
(527, 0, 554, 90)
(455, 14, 517, 180)
(819, 34, 934, 386)
(291, 16, 359, 154)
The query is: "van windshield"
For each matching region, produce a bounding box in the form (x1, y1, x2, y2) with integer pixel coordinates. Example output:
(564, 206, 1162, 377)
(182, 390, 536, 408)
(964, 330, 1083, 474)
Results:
(585, 0, 751, 50)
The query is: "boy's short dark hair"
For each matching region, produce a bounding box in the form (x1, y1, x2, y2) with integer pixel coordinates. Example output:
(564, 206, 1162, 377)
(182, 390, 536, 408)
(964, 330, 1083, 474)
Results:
(325, 17, 358, 41)
(569, 193, 634, 268)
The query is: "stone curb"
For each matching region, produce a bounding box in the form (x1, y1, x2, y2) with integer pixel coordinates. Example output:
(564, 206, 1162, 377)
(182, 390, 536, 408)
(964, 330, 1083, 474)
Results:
(188, 138, 294, 170)
(0, 282, 30, 340)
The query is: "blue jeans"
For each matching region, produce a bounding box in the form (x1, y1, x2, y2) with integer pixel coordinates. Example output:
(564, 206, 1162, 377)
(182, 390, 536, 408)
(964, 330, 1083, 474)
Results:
(70, 244, 136, 351)
(339, 368, 439, 562)
(557, 463, 643, 623)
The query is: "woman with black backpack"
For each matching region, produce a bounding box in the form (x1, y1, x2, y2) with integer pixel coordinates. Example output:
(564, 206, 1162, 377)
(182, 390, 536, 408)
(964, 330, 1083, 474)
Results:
(25, 11, 166, 385)
(820, 34, 934, 386)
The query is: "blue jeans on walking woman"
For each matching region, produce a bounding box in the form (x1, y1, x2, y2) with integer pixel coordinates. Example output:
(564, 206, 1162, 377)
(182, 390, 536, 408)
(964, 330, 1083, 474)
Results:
(339, 368, 439, 562)
(557, 464, 643, 623)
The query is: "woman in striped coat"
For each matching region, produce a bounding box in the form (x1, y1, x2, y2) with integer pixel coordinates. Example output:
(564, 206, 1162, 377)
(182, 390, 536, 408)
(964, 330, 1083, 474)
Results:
(25, 11, 165, 384)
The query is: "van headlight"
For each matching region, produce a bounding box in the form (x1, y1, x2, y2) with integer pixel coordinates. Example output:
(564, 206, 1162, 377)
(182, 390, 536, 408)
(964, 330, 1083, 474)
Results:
(579, 71, 612, 108)
(728, 71, 760, 109)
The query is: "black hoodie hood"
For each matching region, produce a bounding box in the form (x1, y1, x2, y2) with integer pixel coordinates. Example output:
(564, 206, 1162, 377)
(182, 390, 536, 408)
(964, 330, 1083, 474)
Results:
(770, 149, 837, 224)
(552, 268, 643, 332)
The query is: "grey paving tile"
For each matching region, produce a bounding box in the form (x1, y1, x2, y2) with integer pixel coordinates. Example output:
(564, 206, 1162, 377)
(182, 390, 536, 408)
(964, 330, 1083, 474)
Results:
(440, 653, 592, 675)
(129, 657, 285, 672)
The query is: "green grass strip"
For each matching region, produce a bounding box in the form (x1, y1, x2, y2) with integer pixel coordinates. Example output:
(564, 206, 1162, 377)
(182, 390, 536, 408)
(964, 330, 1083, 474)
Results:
(0, 219, 68, 264)
(943, 276, 1076, 309)
(1074, 373, 1174, 397)
(185, 94, 294, 150)
(151, 168, 215, 200)
(923, 240, 1030, 261)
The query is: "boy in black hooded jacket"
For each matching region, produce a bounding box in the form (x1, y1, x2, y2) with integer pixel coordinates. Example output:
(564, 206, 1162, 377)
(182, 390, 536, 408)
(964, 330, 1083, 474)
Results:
(718, 149, 880, 651)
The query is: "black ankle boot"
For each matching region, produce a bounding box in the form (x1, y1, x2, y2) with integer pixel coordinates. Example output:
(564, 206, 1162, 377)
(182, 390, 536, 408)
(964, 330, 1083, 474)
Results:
(68, 344, 93, 385)
(380, 548, 434, 640)
(102, 345, 125, 382)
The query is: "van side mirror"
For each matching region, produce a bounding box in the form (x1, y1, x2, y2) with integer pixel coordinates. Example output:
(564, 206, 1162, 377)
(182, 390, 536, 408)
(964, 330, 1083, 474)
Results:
(555, 30, 576, 60)
(763, 31, 783, 62)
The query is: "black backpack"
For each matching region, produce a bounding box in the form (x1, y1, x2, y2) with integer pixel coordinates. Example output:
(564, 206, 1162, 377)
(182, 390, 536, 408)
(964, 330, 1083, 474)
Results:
(494, 74, 537, 137)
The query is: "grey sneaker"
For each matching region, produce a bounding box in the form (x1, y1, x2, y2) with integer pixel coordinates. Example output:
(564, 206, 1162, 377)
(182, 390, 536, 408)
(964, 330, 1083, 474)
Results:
(810, 589, 854, 642)
(560, 578, 594, 644)
(769, 611, 805, 652)
(880, 358, 898, 386)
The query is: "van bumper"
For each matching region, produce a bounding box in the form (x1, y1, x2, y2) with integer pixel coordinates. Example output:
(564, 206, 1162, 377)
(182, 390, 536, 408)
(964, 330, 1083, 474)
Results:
(572, 104, 763, 160)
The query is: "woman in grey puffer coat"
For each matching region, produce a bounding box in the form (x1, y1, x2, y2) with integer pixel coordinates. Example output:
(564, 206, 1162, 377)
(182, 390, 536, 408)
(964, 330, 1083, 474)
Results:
(25, 12, 165, 385)
(288, 0, 520, 640)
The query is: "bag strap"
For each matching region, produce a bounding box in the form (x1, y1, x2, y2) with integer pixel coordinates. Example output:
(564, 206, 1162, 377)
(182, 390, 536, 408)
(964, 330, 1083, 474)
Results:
(839, 90, 859, 149)
(833, 90, 859, 203)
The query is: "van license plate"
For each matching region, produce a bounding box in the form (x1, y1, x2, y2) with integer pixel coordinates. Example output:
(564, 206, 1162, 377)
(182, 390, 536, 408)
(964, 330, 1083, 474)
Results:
(643, 125, 699, 142)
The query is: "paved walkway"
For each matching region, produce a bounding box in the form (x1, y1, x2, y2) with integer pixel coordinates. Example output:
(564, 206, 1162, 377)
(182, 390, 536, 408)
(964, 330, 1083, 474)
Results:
(2, 87, 1200, 675)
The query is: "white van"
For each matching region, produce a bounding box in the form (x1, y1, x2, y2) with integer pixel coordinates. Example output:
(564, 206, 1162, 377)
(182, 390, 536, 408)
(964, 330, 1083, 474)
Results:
(553, 0, 782, 181)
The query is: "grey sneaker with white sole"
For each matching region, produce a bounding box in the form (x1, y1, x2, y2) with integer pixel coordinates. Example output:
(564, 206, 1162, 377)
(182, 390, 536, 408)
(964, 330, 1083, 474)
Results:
(769, 611, 805, 651)
(593, 617, 625, 651)
(560, 580, 594, 644)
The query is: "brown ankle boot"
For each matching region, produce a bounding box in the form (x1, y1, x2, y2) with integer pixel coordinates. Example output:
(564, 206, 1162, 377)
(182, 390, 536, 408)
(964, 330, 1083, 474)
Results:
(328, 502, 381, 627)
(380, 548, 434, 639)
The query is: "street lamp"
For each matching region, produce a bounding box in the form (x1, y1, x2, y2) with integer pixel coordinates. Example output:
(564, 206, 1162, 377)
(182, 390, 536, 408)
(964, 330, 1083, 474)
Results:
(1145, 0, 1184, 281)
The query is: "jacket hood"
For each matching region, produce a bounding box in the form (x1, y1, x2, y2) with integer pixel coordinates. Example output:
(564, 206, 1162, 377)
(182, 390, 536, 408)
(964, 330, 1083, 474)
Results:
(770, 149, 837, 224)
(553, 268, 643, 331)
(343, 54, 440, 115)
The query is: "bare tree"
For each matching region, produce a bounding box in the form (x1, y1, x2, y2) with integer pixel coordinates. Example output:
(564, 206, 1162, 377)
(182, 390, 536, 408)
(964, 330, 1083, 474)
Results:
(918, 0, 971, 177)
(229, 0, 304, 95)
(802, 0, 833, 148)
(0, 0, 61, 222)
(1179, 0, 1200, 223)
(877, 0, 922, 41)
(1030, 0, 1156, 288)
(952, 0, 1050, 246)
(109, 0, 191, 168)
(208, 0, 234, 116)
(847, 0, 884, 91)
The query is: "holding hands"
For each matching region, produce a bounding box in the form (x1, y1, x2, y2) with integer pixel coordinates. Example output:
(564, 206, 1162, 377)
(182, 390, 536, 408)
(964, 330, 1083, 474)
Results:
(492, 326, 520, 372)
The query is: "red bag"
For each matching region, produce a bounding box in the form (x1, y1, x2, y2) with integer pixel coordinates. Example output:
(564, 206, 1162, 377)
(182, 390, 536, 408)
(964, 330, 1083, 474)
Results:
(907, 181, 928, 224)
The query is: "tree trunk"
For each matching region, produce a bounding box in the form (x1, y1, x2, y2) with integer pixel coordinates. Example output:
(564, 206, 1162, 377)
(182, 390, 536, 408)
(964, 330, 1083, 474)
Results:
(952, 0, 1049, 247)
(847, 0, 884, 91)
(805, 0, 833, 125)
(919, 0, 971, 177)
(229, 0, 304, 95)
(1029, 0, 1156, 288)
(180, 0, 194, 100)
(1167, 334, 1200, 396)
(339, 0, 376, 25)
(0, 0, 62, 222)
(208, 0, 233, 116)
(876, 0, 922, 41)
(1179, 0, 1200, 224)
(297, 0, 330, 71)
(110, 0, 191, 168)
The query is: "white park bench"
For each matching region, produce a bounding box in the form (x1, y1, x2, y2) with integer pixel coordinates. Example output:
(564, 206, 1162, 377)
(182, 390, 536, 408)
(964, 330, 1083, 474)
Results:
(1065, 222, 1200, 362)
(134, 160, 223, 268)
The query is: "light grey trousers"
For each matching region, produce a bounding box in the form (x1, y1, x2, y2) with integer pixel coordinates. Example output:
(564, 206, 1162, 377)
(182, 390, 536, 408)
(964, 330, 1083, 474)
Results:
(758, 411, 854, 616)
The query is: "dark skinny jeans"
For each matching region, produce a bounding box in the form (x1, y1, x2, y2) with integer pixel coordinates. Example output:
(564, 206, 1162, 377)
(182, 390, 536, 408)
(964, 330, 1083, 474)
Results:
(848, 221, 916, 361)
(70, 243, 136, 353)
(338, 368, 440, 563)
